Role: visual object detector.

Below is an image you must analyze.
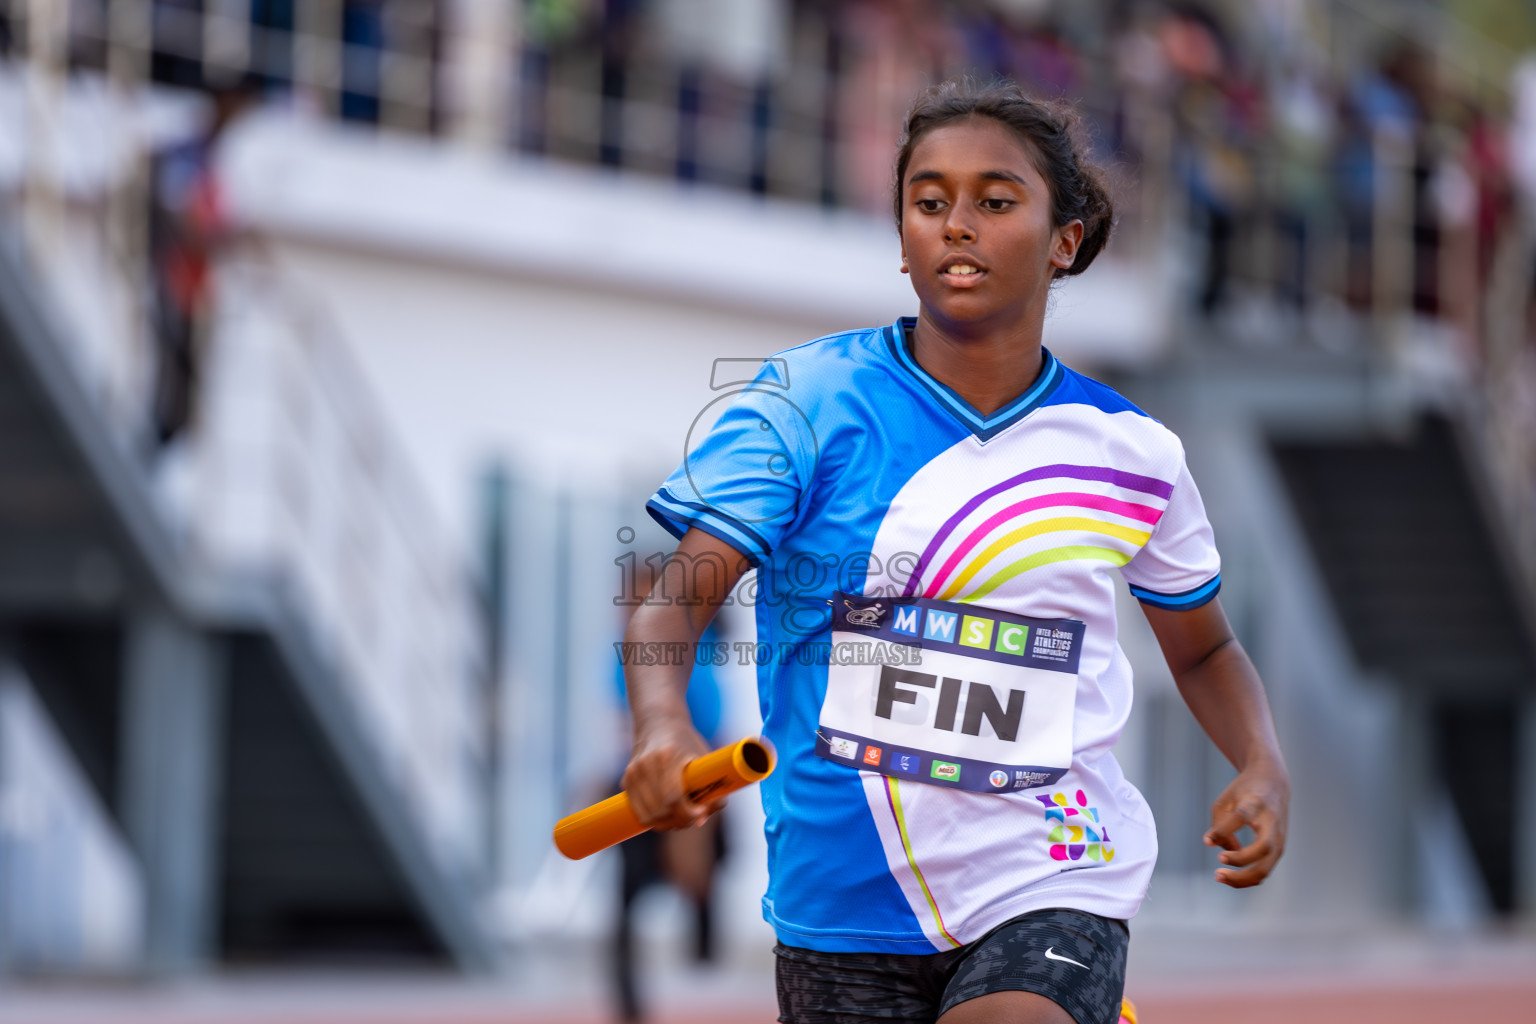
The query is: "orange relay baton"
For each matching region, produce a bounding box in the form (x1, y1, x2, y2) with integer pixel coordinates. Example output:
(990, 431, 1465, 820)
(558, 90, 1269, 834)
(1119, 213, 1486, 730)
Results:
(553, 736, 776, 860)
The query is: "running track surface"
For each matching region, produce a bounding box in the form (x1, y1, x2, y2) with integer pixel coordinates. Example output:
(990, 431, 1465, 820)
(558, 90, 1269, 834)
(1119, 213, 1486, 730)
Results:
(366, 983, 1536, 1023)
(522, 980, 1529, 1023)
(5, 977, 1533, 1024)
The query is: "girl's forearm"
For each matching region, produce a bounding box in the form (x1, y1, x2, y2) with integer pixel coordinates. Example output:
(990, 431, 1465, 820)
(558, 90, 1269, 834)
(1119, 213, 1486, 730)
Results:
(1171, 640, 1285, 775)
(622, 528, 750, 740)
(624, 600, 704, 739)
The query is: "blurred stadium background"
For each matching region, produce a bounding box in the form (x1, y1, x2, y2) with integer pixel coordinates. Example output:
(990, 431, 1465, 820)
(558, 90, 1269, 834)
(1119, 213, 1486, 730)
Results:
(0, 0, 1534, 1021)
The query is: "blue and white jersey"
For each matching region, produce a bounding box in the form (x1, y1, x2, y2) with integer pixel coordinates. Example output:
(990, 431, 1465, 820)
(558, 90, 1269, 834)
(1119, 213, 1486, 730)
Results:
(647, 317, 1221, 954)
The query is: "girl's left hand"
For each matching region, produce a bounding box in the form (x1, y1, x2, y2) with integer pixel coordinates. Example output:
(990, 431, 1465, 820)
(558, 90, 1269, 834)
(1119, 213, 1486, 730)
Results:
(1203, 761, 1290, 888)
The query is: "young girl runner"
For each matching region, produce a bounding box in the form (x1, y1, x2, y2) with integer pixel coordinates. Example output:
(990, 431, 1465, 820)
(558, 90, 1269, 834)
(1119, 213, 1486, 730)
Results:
(622, 79, 1290, 1024)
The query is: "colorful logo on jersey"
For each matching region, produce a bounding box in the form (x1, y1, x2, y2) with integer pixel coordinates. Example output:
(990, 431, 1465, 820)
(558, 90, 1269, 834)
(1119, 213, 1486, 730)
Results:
(891, 606, 921, 636)
(930, 760, 960, 781)
(829, 737, 858, 759)
(862, 746, 883, 766)
(1038, 789, 1115, 863)
(892, 753, 919, 774)
(989, 770, 1009, 788)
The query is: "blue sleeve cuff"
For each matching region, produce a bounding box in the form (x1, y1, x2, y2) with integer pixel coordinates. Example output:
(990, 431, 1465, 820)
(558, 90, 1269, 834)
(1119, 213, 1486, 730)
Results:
(1128, 574, 1221, 611)
(646, 490, 770, 567)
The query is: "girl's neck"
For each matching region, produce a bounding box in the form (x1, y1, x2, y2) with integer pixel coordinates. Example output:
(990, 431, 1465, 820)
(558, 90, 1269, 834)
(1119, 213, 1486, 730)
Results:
(908, 312, 1046, 417)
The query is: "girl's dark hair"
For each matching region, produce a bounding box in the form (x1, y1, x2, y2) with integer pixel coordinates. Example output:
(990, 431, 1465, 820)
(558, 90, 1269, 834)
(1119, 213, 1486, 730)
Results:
(892, 78, 1115, 278)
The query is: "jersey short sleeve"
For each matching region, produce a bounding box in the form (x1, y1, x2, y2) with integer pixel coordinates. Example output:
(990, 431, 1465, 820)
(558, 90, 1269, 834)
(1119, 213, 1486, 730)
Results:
(647, 360, 817, 567)
(1120, 457, 1222, 610)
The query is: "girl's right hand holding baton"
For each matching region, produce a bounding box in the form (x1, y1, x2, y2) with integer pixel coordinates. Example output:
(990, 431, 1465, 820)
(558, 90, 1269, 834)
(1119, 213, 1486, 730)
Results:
(622, 530, 750, 831)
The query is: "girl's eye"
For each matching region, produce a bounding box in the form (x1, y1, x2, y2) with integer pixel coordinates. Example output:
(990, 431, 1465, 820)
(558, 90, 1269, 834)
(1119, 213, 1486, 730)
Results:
(915, 198, 945, 213)
(981, 198, 1014, 211)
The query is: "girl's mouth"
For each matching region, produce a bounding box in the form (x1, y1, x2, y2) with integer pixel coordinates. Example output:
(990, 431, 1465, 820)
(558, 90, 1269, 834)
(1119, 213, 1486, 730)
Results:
(942, 264, 986, 286)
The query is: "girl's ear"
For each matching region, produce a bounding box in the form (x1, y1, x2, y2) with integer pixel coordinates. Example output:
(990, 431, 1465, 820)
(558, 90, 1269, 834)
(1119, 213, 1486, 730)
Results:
(1052, 219, 1085, 270)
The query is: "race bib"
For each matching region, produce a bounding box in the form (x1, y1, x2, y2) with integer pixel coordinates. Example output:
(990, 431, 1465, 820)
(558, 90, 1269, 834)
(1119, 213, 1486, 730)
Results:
(815, 591, 1085, 794)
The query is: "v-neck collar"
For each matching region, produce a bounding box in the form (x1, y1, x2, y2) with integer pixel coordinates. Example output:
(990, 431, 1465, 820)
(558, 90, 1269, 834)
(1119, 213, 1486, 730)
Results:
(883, 316, 1064, 442)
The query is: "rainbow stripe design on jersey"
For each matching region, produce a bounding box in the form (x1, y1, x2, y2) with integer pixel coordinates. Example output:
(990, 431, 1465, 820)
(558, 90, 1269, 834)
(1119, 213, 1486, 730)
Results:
(905, 464, 1175, 602)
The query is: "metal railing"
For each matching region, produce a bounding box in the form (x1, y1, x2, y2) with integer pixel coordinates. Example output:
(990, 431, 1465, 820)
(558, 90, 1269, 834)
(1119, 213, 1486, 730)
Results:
(0, 2, 1150, 217)
(0, 664, 144, 974)
(200, 257, 490, 876)
(0, 0, 446, 131)
(1168, 94, 1536, 602)
(0, 49, 491, 882)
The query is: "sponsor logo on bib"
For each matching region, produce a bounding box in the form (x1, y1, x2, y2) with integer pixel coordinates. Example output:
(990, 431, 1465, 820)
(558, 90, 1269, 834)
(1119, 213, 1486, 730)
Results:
(892, 753, 919, 773)
(831, 593, 1081, 673)
(989, 770, 1009, 788)
(930, 760, 960, 781)
(842, 600, 886, 628)
(862, 746, 882, 765)
(829, 736, 858, 759)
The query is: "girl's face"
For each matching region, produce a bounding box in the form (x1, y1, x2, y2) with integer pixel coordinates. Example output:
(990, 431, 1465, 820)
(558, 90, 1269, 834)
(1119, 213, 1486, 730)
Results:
(899, 117, 1083, 334)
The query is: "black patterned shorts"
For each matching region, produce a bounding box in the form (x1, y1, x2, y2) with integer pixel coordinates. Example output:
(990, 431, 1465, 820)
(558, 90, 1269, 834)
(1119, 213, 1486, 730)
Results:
(774, 907, 1128, 1024)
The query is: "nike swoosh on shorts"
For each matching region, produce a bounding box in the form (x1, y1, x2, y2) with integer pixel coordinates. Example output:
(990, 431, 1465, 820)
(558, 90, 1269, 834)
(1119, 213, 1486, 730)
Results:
(1044, 947, 1090, 970)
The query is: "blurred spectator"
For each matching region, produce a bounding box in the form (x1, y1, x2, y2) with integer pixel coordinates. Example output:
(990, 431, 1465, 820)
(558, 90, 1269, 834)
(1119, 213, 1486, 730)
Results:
(1162, 5, 1257, 316)
(599, 0, 646, 170)
(1512, 56, 1536, 362)
(25, 0, 1536, 349)
(152, 0, 206, 89)
(1005, 17, 1081, 99)
(1335, 83, 1382, 310)
(147, 77, 259, 448)
(341, 0, 387, 124)
(838, 0, 960, 214)
(1429, 96, 1496, 345)
(250, 0, 298, 93)
(1463, 100, 1512, 290)
(1388, 45, 1447, 316)
(518, 0, 594, 155)
(1512, 55, 1536, 213)
(1269, 56, 1334, 310)
(1111, 8, 1175, 176)
(645, 0, 785, 190)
